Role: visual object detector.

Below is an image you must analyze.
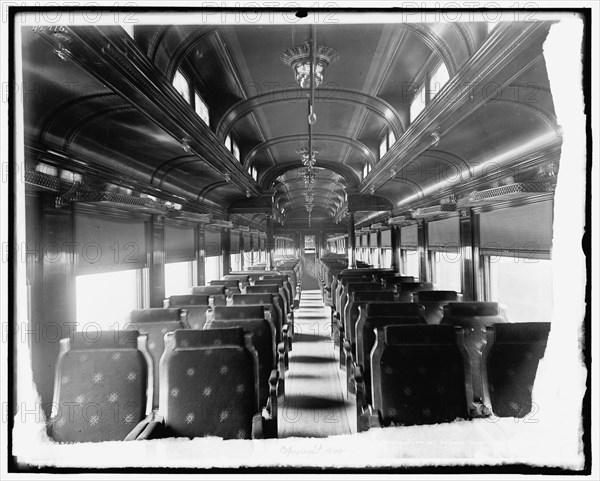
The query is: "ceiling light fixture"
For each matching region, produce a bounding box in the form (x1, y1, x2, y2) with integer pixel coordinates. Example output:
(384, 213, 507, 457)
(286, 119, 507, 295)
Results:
(281, 40, 339, 89)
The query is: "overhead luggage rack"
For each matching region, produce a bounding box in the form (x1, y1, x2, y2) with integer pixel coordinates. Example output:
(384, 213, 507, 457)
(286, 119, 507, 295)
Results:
(457, 181, 556, 207)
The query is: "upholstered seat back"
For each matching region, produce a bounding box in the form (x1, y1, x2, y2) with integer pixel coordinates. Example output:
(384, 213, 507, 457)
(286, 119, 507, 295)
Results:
(371, 325, 468, 426)
(160, 328, 259, 439)
(184, 306, 211, 330)
(130, 309, 186, 408)
(485, 322, 550, 417)
(231, 294, 284, 342)
(49, 331, 151, 443)
(167, 295, 210, 307)
(398, 282, 434, 293)
(358, 314, 426, 402)
(204, 317, 275, 405)
(191, 285, 227, 296)
(344, 290, 396, 346)
(441, 302, 508, 327)
(210, 279, 241, 289)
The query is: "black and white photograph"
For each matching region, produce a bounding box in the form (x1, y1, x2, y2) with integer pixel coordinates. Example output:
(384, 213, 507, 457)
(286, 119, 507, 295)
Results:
(0, 1, 596, 477)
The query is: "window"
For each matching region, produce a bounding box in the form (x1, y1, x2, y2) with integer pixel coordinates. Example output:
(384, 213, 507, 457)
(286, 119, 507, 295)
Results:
(232, 140, 240, 162)
(252, 166, 258, 181)
(164, 260, 194, 298)
(410, 84, 426, 122)
(173, 69, 190, 103)
(225, 134, 232, 151)
(122, 24, 134, 39)
(379, 136, 388, 159)
(205, 255, 222, 283)
(429, 62, 450, 100)
(76, 269, 143, 331)
(381, 249, 392, 268)
(230, 254, 241, 272)
(403, 250, 420, 279)
(431, 251, 461, 292)
(194, 92, 210, 125)
(362, 163, 368, 179)
(388, 129, 396, 148)
(488, 256, 553, 323)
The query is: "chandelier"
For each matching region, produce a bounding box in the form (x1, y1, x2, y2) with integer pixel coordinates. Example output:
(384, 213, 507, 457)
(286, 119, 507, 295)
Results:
(281, 41, 339, 89)
(297, 147, 319, 168)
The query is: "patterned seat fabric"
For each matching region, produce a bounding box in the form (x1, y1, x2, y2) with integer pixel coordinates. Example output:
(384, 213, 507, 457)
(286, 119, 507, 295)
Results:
(49, 330, 151, 443)
(167, 295, 210, 307)
(206, 308, 276, 406)
(210, 280, 241, 289)
(484, 322, 551, 417)
(441, 302, 508, 327)
(371, 325, 468, 426)
(358, 314, 426, 403)
(130, 309, 186, 408)
(160, 328, 259, 440)
(184, 306, 211, 330)
(232, 294, 284, 342)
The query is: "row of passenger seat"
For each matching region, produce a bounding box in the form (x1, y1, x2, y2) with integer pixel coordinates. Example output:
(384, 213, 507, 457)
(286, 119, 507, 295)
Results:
(48, 263, 303, 443)
(316, 262, 551, 431)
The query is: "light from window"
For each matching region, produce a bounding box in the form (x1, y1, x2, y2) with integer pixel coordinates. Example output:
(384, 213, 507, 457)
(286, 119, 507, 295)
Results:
(379, 136, 388, 159)
(173, 69, 190, 103)
(205, 255, 222, 283)
(429, 62, 450, 100)
(230, 254, 241, 272)
(35, 163, 58, 176)
(410, 84, 426, 122)
(122, 24, 134, 39)
(165, 261, 194, 298)
(76, 269, 140, 331)
(381, 249, 392, 268)
(194, 92, 210, 125)
(388, 129, 396, 148)
(232, 140, 240, 161)
(489, 256, 553, 323)
(362, 163, 368, 179)
(404, 250, 420, 279)
(252, 166, 258, 181)
(431, 250, 461, 292)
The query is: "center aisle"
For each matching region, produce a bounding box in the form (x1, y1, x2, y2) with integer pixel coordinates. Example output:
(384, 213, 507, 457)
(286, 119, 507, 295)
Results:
(279, 290, 352, 438)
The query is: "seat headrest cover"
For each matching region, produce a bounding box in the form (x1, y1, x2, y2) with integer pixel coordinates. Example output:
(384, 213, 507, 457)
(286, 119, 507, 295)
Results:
(213, 306, 265, 320)
(70, 330, 140, 349)
(492, 322, 551, 344)
(351, 291, 396, 303)
(246, 285, 279, 294)
(168, 295, 210, 306)
(174, 327, 245, 348)
(210, 280, 241, 288)
(131, 308, 181, 324)
(254, 280, 284, 287)
(191, 285, 227, 296)
(415, 291, 460, 302)
(232, 294, 274, 305)
(445, 302, 501, 316)
(365, 302, 423, 318)
(384, 324, 458, 345)
(399, 282, 434, 291)
(366, 316, 426, 329)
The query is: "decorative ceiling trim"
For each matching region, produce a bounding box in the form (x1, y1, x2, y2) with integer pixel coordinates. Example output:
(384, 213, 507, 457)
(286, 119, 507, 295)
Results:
(164, 28, 218, 81)
(244, 134, 376, 168)
(63, 105, 138, 155)
(148, 26, 172, 62)
(216, 88, 405, 142)
(260, 160, 361, 189)
(196, 181, 229, 202)
(452, 23, 476, 58)
(150, 154, 210, 188)
(404, 24, 460, 76)
(38, 92, 116, 144)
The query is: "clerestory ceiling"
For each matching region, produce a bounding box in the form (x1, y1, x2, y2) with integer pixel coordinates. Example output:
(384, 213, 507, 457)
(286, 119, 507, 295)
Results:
(22, 19, 560, 228)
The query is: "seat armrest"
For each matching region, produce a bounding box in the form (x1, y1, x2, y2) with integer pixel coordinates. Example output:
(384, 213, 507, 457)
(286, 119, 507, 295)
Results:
(282, 323, 293, 352)
(357, 405, 382, 433)
(251, 413, 264, 439)
(125, 412, 155, 441)
(136, 415, 165, 440)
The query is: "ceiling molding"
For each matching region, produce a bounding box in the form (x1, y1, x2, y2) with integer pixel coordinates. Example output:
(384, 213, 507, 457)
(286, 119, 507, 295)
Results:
(39, 25, 260, 197)
(244, 134, 376, 168)
(260, 160, 361, 189)
(360, 22, 556, 195)
(216, 88, 405, 142)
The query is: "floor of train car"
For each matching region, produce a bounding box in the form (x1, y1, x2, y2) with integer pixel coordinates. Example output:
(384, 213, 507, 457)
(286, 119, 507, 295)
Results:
(279, 290, 352, 438)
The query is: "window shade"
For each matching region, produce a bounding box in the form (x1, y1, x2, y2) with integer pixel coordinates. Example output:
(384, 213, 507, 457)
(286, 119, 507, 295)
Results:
(427, 217, 460, 252)
(361, 234, 368, 247)
(400, 224, 418, 249)
(259, 237, 265, 251)
(75, 212, 146, 274)
(243, 233, 251, 252)
(230, 231, 240, 254)
(204, 229, 222, 257)
(165, 224, 196, 263)
(370, 232, 378, 247)
(479, 201, 553, 255)
(381, 229, 392, 248)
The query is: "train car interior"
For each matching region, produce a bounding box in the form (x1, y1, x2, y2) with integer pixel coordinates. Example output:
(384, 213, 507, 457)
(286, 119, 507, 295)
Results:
(4, 6, 592, 474)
